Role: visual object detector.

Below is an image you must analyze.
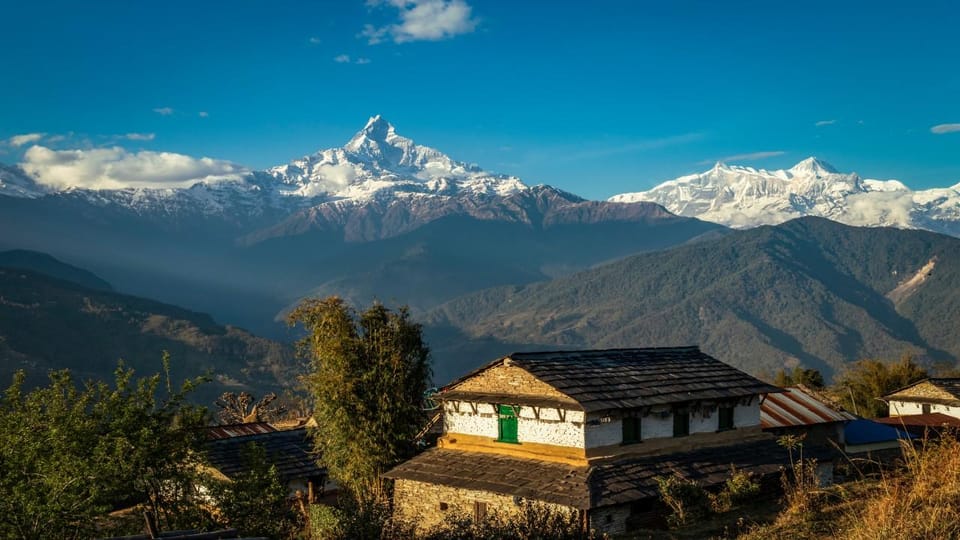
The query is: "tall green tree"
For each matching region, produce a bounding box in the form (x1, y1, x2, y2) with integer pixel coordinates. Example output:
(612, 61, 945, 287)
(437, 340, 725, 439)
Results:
(288, 297, 431, 502)
(0, 356, 210, 539)
(833, 354, 928, 418)
(773, 366, 826, 389)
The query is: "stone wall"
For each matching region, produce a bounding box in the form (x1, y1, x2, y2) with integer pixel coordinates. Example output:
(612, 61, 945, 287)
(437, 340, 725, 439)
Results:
(453, 363, 574, 402)
(392, 478, 573, 533)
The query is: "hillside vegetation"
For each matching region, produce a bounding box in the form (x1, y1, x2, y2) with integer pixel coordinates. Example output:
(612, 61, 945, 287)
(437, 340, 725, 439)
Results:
(429, 217, 960, 380)
(0, 266, 297, 401)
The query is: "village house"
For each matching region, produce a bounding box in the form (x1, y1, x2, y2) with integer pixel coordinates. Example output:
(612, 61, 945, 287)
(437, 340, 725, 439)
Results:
(884, 378, 960, 419)
(385, 347, 830, 536)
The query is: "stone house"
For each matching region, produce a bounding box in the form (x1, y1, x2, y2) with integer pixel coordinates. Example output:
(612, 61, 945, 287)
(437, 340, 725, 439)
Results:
(884, 378, 960, 419)
(385, 347, 823, 536)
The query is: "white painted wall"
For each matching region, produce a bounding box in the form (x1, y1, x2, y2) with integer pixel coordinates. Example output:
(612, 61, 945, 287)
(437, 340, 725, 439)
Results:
(585, 415, 622, 448)
(889, 400, 960, 419)
(735, 402, 761, 427)
(443, 401, 585, 448)
(446, 400, 763, 449)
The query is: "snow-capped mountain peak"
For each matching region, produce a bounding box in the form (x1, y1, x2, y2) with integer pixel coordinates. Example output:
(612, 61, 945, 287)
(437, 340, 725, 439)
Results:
(265, 117, 527, 202)
(609, 157, 960, 236)
(789, 156, 838, 176)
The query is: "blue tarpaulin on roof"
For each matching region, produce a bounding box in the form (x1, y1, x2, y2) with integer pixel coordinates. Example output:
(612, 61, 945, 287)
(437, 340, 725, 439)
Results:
(845, 418, 912, 445)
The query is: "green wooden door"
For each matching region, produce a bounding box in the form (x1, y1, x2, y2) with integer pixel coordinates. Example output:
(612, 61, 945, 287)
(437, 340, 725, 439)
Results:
(497, 404, 518, 443)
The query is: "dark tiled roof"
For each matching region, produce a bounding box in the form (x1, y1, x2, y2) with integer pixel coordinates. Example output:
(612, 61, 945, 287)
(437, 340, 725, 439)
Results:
(385, 438, 830, 510)
(204, 428, 323, 482)
(588, 438, 832, 507)
(504, 347, 782, 412)
(204, 422, 277, 440)
(384, 448, 592, 509)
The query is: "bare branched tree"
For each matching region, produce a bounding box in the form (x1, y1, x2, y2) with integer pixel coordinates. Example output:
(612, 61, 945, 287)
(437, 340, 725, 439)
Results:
(215, 391, 287, 424)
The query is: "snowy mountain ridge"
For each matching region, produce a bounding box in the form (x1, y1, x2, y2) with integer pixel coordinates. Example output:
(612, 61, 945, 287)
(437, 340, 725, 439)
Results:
(609, 157, 960, 236)
(0, 115, 528, 218)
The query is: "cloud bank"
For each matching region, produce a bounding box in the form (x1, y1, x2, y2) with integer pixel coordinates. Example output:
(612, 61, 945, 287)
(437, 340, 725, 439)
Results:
(20, 146, 249, 190)
(362, 0, 478, 44)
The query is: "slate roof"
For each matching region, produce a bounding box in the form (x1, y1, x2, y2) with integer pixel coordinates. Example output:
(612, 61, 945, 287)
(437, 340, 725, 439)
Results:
(204, 427, 323, 482)
(204, 422, 277, 440)
(453, 347, 782, 412)
(762, 385, 856, 429)
(385, 438, 829, 510)
(884, 378, 960, 406)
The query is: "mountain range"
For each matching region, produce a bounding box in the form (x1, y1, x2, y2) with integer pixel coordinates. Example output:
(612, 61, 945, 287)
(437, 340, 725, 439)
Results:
(610, 158, 960, 236)
(0, 117, 719, 341)
(427, 217, 960, 382)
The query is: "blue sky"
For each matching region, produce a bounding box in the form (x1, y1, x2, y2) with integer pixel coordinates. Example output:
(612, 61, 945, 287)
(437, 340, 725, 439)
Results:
(2, 0, 959, 199)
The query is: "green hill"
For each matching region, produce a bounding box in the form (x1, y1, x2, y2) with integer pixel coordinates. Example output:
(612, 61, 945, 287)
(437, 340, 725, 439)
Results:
(0, 266, 297, 402)
(428, 217, 960, 381)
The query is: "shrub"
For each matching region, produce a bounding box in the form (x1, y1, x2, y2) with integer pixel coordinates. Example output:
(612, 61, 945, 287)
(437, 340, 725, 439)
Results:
(655, 474, 710, 527)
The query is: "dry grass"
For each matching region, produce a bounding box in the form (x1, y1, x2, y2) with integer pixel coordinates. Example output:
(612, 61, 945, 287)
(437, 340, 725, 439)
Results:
(742, 436, 960, 539)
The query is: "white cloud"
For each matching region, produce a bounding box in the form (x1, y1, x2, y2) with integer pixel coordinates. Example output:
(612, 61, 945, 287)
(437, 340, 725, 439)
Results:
(8, 133, 46, 147)
(815, 120, 836, 127)
(124, 133, 155, 141)
(334, 54, 372, 65)
(362, 0, 478, 44)
(153, 107, 174, 116)
(845, 191, 915, 228)
(20, 146, 249, 190)
(308, 36, 322, 44)
(931, 123, 960, 134)
(198, 111, 209, 118)
(699, 151, 786, 165)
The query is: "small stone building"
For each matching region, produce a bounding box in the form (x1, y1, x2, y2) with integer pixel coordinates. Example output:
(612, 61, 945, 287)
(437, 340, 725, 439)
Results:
(884, 378, 960, 419)
(385, 347, 822, 536)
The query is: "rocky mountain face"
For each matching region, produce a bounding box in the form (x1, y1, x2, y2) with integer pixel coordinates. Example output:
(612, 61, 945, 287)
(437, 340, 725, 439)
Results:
(610, 158, 960, 237)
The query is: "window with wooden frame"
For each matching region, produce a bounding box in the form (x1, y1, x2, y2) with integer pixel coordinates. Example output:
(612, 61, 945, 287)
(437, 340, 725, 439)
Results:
(622, 415, 642, 444)
(717, 406, 735, 431)
(922, 403, 932, 415)
(673, 408, 689, 437)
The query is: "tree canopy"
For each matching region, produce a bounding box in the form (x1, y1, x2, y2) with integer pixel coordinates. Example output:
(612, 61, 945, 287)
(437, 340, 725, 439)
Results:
(0, 355, 210, 539)
(288, 297, 431, 502)
(833, 354, 928, 418)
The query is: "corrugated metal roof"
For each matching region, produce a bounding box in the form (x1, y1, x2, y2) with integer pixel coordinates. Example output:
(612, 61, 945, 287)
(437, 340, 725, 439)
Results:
(875, 413, 960, 429)
(205, 422, 277, 440)
(761, 386, 856, 429)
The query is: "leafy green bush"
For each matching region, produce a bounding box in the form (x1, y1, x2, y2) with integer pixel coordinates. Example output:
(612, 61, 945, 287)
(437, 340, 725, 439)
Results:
(655, 475, 711, 527)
